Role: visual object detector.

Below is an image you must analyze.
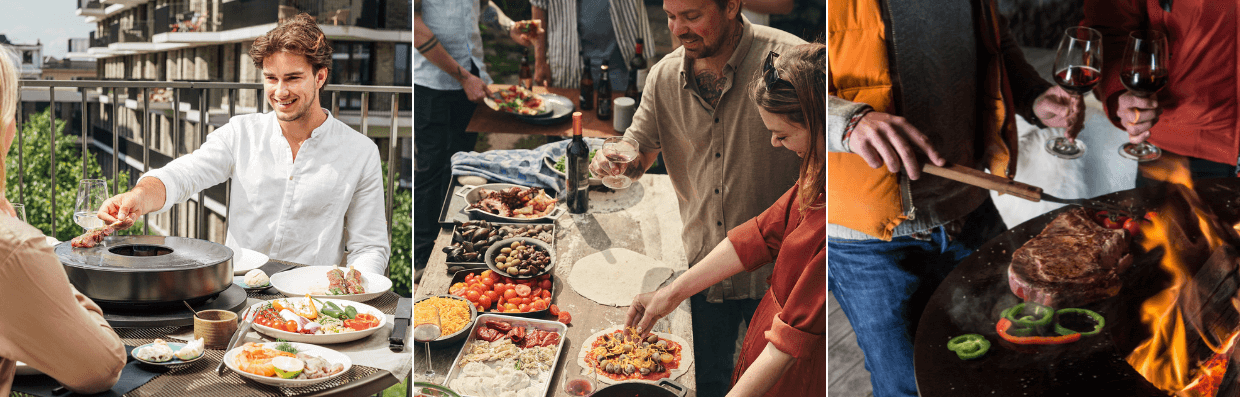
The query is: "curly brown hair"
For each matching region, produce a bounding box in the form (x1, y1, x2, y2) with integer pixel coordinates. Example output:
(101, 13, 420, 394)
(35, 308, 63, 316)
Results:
(751, 42, 826, 215)
(249, 13, 332, 74)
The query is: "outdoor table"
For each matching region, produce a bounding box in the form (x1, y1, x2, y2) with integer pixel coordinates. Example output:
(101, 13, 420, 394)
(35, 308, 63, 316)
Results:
(417, 175, 699, 396)
(466, 84, 627, 138)
(11, 261, 411, 397)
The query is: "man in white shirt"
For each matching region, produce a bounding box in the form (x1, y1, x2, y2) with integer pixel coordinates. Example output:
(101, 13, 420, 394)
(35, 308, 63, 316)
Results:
(97, 14, 390, 275)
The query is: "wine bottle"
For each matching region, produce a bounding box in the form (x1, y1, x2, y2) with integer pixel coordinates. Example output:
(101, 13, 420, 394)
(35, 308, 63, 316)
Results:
(625, 39, 645, 106)
(566, 112, 590, 214)
(579, 54, 594, 111)
(597, 61, 612, 121)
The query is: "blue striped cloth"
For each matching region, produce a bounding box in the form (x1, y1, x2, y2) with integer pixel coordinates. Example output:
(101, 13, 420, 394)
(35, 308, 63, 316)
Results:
(450, 137, 604, 190)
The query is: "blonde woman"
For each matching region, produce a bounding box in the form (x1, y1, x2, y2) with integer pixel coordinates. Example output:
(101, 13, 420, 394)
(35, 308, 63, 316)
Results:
(0, 48, 126, 395)
(625, 43, 826, 397)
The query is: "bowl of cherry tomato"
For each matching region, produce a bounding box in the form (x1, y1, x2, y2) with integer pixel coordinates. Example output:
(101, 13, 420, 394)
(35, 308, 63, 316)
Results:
(448, 269, 554, 318)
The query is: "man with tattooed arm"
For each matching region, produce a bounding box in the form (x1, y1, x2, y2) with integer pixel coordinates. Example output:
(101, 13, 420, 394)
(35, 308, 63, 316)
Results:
(588, 0, 802, 395)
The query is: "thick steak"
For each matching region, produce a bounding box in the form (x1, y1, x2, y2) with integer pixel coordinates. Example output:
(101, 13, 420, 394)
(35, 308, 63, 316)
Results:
(1008, 207, 1132, 307)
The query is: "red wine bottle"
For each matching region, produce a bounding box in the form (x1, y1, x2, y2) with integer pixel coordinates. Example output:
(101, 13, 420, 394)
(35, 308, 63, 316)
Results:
(1121, 67, 1168, 96)
(566, 112, 590, 214)
(1055, 66, 1101, 95)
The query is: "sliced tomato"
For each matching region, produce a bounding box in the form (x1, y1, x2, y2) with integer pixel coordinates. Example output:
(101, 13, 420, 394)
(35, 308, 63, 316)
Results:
(515, 284, 532, 297)
(549, 304, 561, 316)
(1123, 218, 1140, 235)
(539, 279, 552, 290)
(557, 311, 572, 324)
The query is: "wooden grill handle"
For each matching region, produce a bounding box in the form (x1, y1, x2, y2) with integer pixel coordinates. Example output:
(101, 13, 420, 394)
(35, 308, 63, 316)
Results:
(923, 163, 1043, 202)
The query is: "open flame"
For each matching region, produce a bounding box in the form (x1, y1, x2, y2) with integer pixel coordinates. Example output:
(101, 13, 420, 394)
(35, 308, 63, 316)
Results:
(1126, 155, 1239, 395)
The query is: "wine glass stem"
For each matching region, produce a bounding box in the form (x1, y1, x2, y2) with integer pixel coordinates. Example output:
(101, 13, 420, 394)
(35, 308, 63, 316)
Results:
(423, 341, 434, 378)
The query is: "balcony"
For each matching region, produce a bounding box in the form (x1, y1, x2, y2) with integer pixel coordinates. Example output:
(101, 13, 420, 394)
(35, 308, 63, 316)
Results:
(149, 0, 402, 45)
(77, 0, 107, 17)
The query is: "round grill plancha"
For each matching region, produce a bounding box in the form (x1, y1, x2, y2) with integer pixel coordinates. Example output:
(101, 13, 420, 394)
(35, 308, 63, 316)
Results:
(55, 235, 234, 307)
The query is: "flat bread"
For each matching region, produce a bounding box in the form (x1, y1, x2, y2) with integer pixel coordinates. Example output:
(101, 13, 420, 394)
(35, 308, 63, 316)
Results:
(568, 249, 673, 307)
(576, 326, 693, 385)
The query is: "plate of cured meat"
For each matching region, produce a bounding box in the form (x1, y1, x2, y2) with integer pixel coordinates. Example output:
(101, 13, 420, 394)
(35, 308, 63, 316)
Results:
(577, 326, 693, 384)
(269, 266, 392, 303)
(456, 183, 563, 223)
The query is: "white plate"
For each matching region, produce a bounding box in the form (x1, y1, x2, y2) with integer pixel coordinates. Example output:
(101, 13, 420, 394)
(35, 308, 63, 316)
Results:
(233, 248, 270, 276)
(269, 266, 392, 302)
(224, 342, 352, 387)
(248, 298, 387, 344)
(130, 341, 207, 366)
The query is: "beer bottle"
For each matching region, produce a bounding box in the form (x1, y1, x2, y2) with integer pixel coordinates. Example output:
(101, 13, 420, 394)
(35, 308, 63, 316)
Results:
(519, 48, 532, 90)
(597, 61, 612, 121)
(579, 53, 594, 111)
(566, 112, 590, 214)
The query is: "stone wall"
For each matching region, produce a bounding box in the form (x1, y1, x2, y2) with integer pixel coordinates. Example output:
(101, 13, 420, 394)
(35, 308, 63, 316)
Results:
(998, 0, 1085, 49)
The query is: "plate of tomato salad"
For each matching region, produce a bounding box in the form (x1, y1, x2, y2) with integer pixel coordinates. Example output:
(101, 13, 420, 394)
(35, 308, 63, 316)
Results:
(250, 297, 386, 344)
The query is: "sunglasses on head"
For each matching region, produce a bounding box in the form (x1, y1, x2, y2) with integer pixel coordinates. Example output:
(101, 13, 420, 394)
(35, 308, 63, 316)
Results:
(763, 51, 794, 90)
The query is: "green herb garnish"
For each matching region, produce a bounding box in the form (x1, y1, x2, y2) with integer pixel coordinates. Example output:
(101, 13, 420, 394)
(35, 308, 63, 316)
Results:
(553, 149, 597, 174)
(274, 342, 298, 354)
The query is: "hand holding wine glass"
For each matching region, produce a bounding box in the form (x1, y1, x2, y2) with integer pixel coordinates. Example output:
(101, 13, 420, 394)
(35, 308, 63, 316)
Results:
(1117, 30, 1167, 162)
(1046, 26, 1103, 160)
(74, 179, 109, 230)
(600, 136, 639, 189)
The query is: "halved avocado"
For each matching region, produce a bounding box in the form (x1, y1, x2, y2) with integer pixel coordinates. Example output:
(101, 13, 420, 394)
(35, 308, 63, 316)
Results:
(271, 356, 305, 379)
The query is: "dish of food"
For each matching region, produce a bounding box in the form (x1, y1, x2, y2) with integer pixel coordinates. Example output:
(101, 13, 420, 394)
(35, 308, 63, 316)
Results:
(578, 326, 693, 384)
(414, 295, 476, 342)
(447, 317, 563, 397)
(444, 222, 553, 264)
(269, 266, 393, 302)
(225, 342, 351, 387)
(450, 270, 553, 315)
(489, 85, 548, 116)
(485, 238, 553, 279)
(250, 297, 385, 344)
(466, 186, 557, 219)
(1008, 207, 1134, 307)
(132, 339, 206, 366)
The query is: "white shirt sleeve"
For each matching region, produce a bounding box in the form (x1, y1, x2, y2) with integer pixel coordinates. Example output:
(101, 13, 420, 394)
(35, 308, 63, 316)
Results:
(141, 124, 236, 214)
(343, 145, 391, 276)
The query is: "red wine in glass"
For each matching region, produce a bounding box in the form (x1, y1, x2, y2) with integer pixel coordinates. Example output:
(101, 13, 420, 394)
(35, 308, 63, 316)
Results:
(1118, 30, 1168, 162)
(1055, 66, 1102, 95)
(1046, 26, 1103, 160)
(565, 379, 594, 396)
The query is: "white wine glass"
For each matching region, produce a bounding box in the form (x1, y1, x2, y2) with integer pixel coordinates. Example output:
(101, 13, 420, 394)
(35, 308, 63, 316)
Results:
(1046, 26, 1103, 160)
(74, 179, 108, 230)
(11, 203, 25, 223)
(600, 136, 639, 189)
(413, 305, 442, 379)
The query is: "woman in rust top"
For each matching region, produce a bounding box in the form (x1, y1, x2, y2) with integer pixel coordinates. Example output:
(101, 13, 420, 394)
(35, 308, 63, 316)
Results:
(0, 49, 127, 395)
(626, 42, 825, 396)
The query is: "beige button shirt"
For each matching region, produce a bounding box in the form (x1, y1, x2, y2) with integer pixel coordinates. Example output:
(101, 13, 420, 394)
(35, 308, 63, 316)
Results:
(0, 216, 127, 395)
(625, 17, 804, 302)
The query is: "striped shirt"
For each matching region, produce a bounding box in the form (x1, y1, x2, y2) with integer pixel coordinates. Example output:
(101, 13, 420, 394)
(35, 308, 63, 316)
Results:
(529, 0, 655, 88)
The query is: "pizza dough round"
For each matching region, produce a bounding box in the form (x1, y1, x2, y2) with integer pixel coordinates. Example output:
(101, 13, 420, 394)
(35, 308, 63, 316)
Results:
(576, 326, 694, 385)
(568, 249, 674, 307)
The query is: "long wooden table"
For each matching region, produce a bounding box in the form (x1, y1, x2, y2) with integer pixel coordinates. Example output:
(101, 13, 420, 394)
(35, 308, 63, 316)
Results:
(466, 85, 627, 138)
(416, 175, 697, 396)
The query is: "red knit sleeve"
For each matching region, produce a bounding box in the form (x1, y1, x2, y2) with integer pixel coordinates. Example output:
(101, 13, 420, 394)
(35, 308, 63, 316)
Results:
(727, 186, 797, 272)
(765, 249, 826, 358)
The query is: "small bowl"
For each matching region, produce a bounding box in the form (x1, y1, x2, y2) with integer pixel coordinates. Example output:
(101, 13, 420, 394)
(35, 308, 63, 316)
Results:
(484, 237, 555, 279)
(414, 294, 478, 347)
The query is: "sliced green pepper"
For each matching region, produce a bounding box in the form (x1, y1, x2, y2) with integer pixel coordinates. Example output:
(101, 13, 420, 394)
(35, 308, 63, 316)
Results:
(946, 334, 990, 360)
(1054, 308, 1105, 336)
(344, 305, 358, 319)
(1003, 302, 1054, 328)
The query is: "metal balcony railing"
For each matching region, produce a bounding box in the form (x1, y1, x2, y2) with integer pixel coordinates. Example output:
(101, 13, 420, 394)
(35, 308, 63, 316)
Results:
(13, 80, 408, 276)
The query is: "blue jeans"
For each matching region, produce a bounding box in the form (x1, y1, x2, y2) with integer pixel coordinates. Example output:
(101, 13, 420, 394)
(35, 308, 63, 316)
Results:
(828, 199, 1004, 397)
(690, 293, 761, 397)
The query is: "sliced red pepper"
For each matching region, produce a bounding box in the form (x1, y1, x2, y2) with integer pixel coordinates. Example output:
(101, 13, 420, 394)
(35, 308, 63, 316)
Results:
(997, 317, 1081, 345)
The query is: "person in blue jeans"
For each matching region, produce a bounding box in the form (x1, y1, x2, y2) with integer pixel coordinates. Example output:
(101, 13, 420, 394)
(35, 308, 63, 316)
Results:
(828, 0, 1085, 395)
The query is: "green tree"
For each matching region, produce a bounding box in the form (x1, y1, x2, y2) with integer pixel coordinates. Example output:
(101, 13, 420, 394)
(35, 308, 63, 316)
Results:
(384, 163, 412, 297)
(4, 108, 142, 241)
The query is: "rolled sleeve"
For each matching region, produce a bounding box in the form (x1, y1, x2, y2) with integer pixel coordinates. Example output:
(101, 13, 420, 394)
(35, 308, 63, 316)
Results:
(764, 250, 826, 359)
(141, 124, 236, 215)
(344, 146, 391, 276)
(827, 96, 868, 153)
(727, 186, 796, 272)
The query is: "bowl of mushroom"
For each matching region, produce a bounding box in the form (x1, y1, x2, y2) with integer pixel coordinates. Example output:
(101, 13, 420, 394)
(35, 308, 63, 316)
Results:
(484, 237, 554, 279)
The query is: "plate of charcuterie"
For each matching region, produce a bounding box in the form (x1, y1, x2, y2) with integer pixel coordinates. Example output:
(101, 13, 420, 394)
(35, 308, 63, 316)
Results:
(248, 297, 386, 344)
(269, 266, 391, 302)
(443, 314, 566, 397)
(577, 326, 693, 384)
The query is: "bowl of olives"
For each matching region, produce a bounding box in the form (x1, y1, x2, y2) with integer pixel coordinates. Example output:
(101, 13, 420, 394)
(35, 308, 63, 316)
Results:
(484, 237, 554, 279)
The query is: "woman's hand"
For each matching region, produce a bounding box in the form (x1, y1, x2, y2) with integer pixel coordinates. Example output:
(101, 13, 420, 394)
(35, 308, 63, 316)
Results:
(1033, 85, 1087, 140)
(1115, 91, 1161, 144)
(625, 288, 681, 336)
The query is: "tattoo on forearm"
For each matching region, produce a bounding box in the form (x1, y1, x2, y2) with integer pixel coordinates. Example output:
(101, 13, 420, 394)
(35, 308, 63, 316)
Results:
(416, 35, 440, 54)
(696, 71, 726, 108)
